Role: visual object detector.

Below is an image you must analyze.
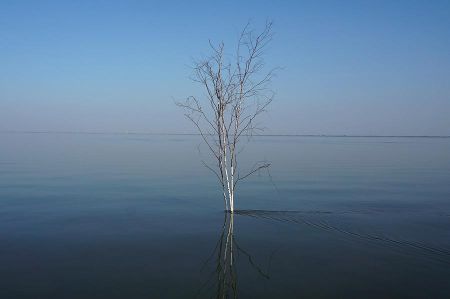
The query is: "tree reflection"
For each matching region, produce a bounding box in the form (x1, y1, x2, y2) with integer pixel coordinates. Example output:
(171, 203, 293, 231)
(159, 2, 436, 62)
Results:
(197, 212, 270, 299)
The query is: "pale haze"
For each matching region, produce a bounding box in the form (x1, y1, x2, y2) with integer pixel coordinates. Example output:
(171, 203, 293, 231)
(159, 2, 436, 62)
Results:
(1, 0, 449, 136)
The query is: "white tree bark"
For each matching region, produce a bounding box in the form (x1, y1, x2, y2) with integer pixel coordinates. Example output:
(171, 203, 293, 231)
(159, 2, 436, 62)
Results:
(178, 21, 275, 212)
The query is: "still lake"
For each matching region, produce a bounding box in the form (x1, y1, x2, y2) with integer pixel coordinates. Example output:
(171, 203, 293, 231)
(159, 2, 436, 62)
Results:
(1, 132, 450, 298)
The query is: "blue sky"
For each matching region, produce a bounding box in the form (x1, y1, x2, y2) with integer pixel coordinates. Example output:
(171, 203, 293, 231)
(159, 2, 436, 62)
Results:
(1, 0, 449, 135)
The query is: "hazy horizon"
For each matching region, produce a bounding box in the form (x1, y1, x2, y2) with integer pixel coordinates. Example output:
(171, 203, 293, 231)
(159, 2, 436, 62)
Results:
(1, 1, 450, 136)
(1, 130, 450, 138)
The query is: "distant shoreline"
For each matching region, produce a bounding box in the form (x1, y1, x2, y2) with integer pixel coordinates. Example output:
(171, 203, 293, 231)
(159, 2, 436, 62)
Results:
(1, 130, 449, 138)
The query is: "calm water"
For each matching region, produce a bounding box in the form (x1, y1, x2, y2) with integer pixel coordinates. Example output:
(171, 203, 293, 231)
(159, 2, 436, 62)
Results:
(1, 133, 450, 298)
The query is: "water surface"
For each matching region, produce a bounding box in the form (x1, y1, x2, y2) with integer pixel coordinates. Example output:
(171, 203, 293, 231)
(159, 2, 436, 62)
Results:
(1, 133, 450, 298)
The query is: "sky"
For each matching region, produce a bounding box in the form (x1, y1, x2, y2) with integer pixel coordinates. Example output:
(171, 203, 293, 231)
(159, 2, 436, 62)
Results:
(1, 0, 450, 135)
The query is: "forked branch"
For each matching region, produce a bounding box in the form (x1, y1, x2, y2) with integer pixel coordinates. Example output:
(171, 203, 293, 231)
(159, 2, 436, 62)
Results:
(178, 21, 276, 212)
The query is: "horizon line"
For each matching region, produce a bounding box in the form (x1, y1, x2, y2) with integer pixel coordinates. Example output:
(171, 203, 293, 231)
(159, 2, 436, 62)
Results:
(1, 130, 449, 138)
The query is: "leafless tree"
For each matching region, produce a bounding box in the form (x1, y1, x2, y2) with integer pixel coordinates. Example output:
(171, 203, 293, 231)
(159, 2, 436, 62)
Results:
(178, 21, 276, 213)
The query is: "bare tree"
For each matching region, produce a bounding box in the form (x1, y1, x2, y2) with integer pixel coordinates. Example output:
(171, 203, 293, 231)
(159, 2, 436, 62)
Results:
(178, 21, 276, 213)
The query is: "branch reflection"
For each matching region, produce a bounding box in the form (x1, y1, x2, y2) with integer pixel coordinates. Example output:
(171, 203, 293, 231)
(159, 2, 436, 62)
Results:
(197, 212, 270, 299)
